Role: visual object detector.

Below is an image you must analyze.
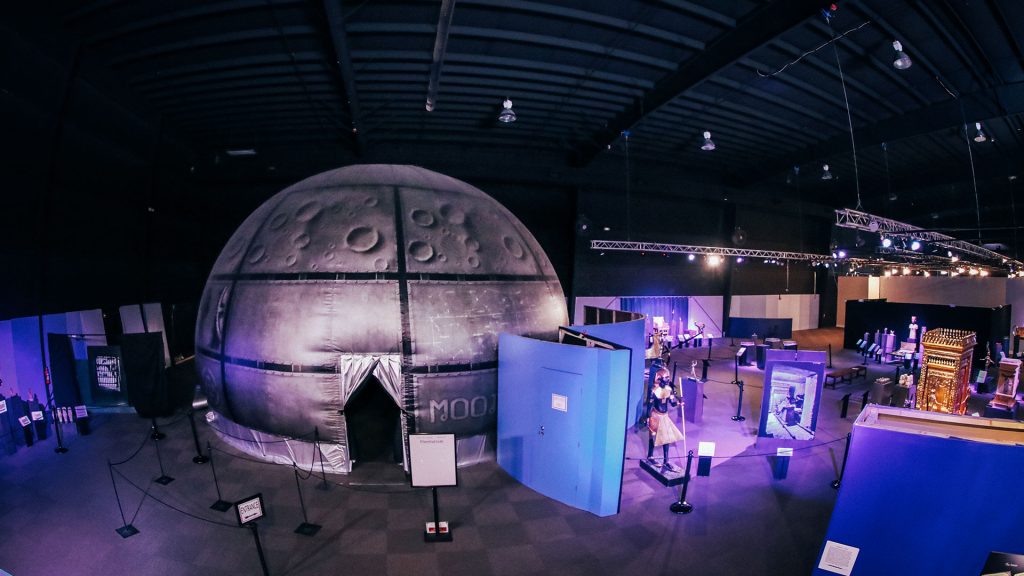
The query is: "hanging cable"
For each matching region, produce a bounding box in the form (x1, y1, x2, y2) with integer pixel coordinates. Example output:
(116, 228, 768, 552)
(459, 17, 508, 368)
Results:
(827, 18, 863, 210)
(756, 20, 872, 78)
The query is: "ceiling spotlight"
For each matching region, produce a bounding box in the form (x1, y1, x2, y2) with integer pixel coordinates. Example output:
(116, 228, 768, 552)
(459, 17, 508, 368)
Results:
(708, 255, 722, 266)
(969, 268, 979, 276)
(902, 267, 911, 275)
(951, 255, 959, 262)
(736, 257, 744, 263)
(980, 269, 989, 277)
(973, 122, 986, 143)
(838, 250, 847, 258)
(923, 271, 931, 277)
(701, 130, 716, 151)
(910, 240, 921, 251)
(892, 40, 912, 70)
(603, 226, 610, 231)
(688, 254, 695, 261)
(884, 270, 892, 277)
(498, 98, 517, 123)
(881, 237, 892, 248)
(947, 250, 953, 258)
(821, 164, 833, 180)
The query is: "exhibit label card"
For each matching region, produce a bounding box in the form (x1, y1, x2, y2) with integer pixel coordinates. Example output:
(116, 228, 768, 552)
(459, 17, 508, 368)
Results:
(818, 540, 859, 575)
(409, 433, 457, 487)
(0, 400, 6, 414)
(31, 411, 44, 421)
(75, 405, 89, 419)
(551, 393, 568, 412)
(18, 416, 31, 427)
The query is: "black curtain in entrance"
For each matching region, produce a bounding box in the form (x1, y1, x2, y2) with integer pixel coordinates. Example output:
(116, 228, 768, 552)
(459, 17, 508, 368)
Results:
(346, 375, 402, 464)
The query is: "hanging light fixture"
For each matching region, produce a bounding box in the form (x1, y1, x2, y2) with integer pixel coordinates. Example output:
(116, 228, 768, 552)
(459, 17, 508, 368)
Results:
(821, 164, 833, 180)
(701, 130, 716, 151)
(892, 40, 912, 70)
(973, 122, 986, 143)
(910, 240, 921, 251)
(498, 98, 516, 123)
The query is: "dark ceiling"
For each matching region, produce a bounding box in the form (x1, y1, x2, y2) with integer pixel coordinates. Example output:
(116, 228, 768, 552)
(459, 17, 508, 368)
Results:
(7, 0, 1024, 259)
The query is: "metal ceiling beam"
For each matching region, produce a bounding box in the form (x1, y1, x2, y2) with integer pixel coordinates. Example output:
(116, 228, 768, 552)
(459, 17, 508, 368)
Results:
(590, 240, 831, 261)
(323, 0, 366, 155)
(739, 81, 1024, 186)
(425, 0, 457, 112)
(572, 0, 823, 166)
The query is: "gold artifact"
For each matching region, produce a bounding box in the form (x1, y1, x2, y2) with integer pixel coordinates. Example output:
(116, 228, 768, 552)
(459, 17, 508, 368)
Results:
(915, 328, 976, 415)
(993, 358, 1021, 409)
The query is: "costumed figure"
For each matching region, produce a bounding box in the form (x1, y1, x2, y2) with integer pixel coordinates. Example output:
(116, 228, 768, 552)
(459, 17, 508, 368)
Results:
(645, 368, 684, 472)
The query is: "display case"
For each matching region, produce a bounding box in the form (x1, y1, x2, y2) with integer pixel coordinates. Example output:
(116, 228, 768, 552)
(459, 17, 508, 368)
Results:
(992, 358, 1020, 409)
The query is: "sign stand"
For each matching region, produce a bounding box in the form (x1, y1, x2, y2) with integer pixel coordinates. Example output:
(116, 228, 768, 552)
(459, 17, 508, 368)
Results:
(235, 494, 270, 576)
(409, 433, 456, 543)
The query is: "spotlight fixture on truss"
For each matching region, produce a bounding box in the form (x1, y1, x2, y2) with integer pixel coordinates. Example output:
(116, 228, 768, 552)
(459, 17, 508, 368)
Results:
(701, 131, 716, 151)
(498, 98, 516, 123)
(973, 122, 986, 143)
(892, 40, 912, 70)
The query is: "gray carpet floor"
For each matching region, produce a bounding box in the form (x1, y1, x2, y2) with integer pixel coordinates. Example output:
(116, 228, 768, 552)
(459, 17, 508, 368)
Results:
(0, 340, 898, 576)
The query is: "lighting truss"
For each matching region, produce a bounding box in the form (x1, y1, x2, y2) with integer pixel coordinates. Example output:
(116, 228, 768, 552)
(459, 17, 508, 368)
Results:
(590, 240, 831, 261)
(834, 208, 1022, 267)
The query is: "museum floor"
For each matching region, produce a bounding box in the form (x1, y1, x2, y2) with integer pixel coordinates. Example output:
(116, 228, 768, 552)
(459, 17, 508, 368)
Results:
(1, 328, 892, 576)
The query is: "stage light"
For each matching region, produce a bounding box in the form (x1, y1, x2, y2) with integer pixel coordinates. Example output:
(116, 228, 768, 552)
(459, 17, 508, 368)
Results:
(701, 131, 716, 151)
(973, 122, 986, 143)
(688, 254, 695, 261)
(980, 269, 989, 277)
(947, 250, 953, 258)
(708, 255, 722, 266)
(838, 250, 847, 258)
(969, 268, 979, 276)
(498, 98, 517, 123)
(902, 267, 910, 275)
(881, 237, 892, 248)
(951, 256, 959, 262)
(821, 164, 833, 180)
(884, 270, 892, 276)
(923, 271, 931, 277)
(892, 40, 912, 70)
(736, 257, 744, 263)
(910, 240, 921, 251)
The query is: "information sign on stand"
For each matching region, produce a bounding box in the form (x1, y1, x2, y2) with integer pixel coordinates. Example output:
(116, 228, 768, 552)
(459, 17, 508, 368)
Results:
(410, 433, 456, 542)
(235, 493, 266, 526)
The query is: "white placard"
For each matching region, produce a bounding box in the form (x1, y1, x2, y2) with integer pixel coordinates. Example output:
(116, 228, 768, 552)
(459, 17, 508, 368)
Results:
(75, 405, 89, 419)
(18, 416, 31, 427)
(818, 540, 860, 575)
(551, 393, 568, 412)
(31, 411, 44, 421)
(697, 441, 716, 457)
(409, 433, 457, 487)
(235, 494, 265, 525)
(777, 447, 793, 457)
(0, 400, 6, 414)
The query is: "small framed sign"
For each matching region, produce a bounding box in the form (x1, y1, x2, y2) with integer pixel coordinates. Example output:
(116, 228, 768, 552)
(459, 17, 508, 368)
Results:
(18, 416, 31, 427)
(409, 433, 457, 487)
(75, 405, 89, 419)
(0, 400, 7, 414)
(235, 494, 266, 526)
(31, 411, 44, 421)
(551, 393, 568, 412)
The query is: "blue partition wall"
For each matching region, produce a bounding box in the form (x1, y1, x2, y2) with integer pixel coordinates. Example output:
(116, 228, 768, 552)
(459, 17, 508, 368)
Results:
(813, 419, 1024, 575)
(497, 333, 630, 517)
(569, 318, 646, 428)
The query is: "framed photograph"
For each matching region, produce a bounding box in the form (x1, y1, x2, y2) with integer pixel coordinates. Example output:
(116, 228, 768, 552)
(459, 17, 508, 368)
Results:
(757, 359, 825, 440)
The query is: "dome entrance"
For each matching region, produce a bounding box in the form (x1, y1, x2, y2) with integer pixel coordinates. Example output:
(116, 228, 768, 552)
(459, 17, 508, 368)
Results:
(346, 374, 402, 466)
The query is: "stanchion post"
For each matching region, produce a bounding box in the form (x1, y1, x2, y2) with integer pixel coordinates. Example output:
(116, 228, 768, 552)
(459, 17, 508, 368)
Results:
(150, 418, 165, 441)
(208, 443, 232, 512)
(153, 433, 174, 485)
(109, 460, 139, 538)
(188, 409, 209, 464)
(731, 381, 746, 422)
(45, 367, 68, 454)
(314, 427, 329, 491)
(669, 450, 695, 514)
(293, 464, 321, 536)
(831, 433, 853, 489)
(827, 343, 834, 369)
(840, 393, 851, 419)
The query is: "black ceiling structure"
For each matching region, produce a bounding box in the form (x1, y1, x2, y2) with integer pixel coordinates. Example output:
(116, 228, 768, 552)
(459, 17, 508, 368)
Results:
(4, 0, 1024, 315)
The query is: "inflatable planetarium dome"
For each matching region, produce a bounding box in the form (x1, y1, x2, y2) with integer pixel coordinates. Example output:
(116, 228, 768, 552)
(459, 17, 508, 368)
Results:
(195, 164, 568, 473)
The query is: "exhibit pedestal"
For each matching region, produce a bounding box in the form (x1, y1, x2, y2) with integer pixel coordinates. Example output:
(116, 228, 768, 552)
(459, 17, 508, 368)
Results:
(983, 403, 1016, 419)
(639, 458, 686, 487)
(682, 378, 704, 423)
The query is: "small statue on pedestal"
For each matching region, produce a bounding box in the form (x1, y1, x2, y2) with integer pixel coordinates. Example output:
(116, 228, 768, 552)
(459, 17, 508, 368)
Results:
(908, 316, 919, 342)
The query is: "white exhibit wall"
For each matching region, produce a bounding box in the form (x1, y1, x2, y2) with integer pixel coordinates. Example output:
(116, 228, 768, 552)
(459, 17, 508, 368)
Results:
(875, 276, 1006, 307)
(119, 303, 171, 365)
(688, 296, 724, 338)
(729, 294, 819, 331)
(1006, 279, 1024, 328)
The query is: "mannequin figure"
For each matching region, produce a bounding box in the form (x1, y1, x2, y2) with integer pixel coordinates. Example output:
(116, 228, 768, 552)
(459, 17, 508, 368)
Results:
(645, 368, 684, 471)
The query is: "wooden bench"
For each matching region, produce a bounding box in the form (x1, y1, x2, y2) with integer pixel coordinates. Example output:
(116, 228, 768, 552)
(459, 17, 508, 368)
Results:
(825, 368, 853, 388)
(850, 365, 867, 380)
